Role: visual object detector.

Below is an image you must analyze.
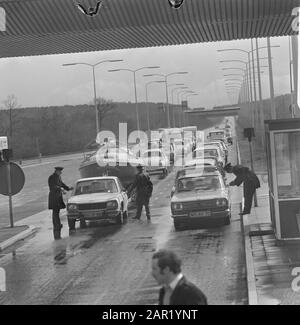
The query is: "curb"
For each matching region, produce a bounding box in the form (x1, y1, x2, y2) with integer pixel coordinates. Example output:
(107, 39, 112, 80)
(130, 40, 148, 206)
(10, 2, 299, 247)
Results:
(0, 225, 38, 252)
(243, 214, 259, 305)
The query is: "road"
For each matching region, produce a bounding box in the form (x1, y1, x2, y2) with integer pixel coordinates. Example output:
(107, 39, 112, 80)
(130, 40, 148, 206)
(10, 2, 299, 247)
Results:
(0, 121, 247, 305)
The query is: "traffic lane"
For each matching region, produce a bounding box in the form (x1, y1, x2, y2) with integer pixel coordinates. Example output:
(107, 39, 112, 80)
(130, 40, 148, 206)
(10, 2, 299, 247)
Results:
(0, 172, 174, 305)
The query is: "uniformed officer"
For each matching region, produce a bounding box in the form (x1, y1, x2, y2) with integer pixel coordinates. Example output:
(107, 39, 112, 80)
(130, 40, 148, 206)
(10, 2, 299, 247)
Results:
(48, 167, 73, 239)
(224, 163, 260, 215)
(128, 164, 153, 221)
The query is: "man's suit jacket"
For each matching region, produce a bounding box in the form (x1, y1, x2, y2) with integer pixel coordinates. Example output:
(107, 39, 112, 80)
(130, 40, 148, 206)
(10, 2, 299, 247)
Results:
(158, 276, 207, 305)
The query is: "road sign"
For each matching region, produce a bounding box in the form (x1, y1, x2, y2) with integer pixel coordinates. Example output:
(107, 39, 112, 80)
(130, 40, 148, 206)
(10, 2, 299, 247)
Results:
(0, 162, 25, 196)
(0, 136, 8, 150)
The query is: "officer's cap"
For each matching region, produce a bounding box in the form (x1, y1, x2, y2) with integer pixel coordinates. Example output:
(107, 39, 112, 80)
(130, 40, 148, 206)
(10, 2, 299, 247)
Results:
(54, 166, 64, 171)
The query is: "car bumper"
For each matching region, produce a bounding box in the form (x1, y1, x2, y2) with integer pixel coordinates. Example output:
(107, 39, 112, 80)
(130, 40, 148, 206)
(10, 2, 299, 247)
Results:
(172, 209, 230, 222)
(67, 210, 120, 222)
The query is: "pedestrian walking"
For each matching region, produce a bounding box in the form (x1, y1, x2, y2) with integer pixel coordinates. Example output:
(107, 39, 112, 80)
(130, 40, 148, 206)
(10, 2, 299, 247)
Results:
(127, 164, 153, 221)
(152, 249, 208, 305)
(224, 163, 260, 215)
(48, 167, 73, 240)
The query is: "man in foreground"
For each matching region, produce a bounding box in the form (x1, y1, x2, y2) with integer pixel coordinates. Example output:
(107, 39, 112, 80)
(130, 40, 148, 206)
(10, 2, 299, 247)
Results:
(152, 249, 208, 305)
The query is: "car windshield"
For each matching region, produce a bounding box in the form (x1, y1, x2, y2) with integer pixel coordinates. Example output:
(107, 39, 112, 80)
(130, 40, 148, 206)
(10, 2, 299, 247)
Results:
(177, 175, 221, 192)
(75, 179, 118, 195)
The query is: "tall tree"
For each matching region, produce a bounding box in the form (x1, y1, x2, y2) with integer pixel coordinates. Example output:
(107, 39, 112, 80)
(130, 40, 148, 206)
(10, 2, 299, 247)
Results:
(1, 95, 20, 147)
(95, 97, 116, 129)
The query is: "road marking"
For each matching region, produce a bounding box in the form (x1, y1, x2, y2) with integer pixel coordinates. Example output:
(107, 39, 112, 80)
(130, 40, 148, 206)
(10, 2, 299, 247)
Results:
(22, 161, 55, 169)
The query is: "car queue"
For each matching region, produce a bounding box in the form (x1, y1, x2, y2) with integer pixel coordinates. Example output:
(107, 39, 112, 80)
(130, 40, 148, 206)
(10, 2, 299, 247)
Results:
(51, 125, 233, 235)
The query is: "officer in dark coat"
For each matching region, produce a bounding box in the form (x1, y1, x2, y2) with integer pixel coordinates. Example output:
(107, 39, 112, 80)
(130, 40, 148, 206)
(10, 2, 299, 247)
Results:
(127, 164, 153, 221)
(48, 167, 73, 239)
(224, 163, 260, 215)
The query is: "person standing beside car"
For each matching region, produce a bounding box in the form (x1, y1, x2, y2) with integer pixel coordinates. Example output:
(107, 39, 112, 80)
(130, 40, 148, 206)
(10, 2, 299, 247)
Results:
(48, 167, 73, 240)
(224, 163, 260, 215)
(127, 164, 153, 221)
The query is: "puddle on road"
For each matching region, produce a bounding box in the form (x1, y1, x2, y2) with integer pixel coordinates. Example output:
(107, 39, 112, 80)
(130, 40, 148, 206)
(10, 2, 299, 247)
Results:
(53, 224, 122, 265)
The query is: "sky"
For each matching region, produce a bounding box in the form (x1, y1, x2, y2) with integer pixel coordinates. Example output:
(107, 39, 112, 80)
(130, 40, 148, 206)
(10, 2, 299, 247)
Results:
(0, 36, 292, 110)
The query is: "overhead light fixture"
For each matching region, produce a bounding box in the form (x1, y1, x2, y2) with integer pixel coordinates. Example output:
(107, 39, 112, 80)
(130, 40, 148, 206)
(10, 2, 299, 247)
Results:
(168, 0, 185, 9)
(76, 1, 103, 17)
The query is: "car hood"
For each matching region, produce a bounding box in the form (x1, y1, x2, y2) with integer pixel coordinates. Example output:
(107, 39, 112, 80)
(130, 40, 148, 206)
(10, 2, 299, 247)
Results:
(68, 193, 119, 204)
(171, 189, 228, 203)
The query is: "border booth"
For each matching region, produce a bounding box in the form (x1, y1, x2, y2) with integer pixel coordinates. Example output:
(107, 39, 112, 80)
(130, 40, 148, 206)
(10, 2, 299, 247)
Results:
(265, 119, 300, 243)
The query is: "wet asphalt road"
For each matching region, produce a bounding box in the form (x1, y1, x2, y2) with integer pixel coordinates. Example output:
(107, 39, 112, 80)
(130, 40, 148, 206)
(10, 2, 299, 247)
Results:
(0, 153, 83, 227)
(0, 123, 248, 305)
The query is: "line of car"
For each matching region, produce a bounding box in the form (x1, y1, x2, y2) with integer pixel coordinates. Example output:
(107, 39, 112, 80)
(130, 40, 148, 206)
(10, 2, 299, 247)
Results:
(66, 125, 232, 231)
(170, 130, 233, 230)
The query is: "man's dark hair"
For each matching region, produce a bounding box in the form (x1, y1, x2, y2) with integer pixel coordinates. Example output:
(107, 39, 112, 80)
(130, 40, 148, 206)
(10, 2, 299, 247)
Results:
(152, 249, 182, 274)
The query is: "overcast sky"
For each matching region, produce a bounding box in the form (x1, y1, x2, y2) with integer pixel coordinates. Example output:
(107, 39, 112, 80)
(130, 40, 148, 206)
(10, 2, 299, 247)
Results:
(0, 36, 292, 110)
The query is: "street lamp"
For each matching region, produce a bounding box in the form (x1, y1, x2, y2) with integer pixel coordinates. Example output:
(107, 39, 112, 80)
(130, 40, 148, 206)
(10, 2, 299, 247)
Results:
(182, 93, 199, 126)
(145, 80, 165, 131)
(62, 59, 123, 135)
(171, 86, 188, 127)
(108, 66, 160, 132)
(143, 72, 188, 128)
(176, 90, 193, 127)
(166, 83, 185, 127)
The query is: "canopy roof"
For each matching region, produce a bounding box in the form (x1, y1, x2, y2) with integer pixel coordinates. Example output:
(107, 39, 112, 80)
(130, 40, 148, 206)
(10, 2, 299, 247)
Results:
(0, 0, 298, 58)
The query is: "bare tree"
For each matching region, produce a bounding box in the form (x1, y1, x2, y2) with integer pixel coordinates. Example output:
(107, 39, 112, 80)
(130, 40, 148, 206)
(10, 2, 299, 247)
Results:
(0, 95, 20, 141)
(94, 97, 116, 129)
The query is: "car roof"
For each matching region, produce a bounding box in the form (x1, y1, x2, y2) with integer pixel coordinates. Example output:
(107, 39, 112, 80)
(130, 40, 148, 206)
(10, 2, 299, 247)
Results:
(76, 176, 119, 182)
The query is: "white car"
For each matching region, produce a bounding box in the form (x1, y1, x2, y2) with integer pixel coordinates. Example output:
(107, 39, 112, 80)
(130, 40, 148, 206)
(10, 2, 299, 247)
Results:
(142, 149, 170, 177)
(67, 176, 128, 229)
(193, 145, 225, 167)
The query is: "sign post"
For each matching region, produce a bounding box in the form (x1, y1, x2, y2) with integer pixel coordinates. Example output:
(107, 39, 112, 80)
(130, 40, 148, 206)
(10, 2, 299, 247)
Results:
(7, 162, 13, 227)
(0, 137, 25, 228)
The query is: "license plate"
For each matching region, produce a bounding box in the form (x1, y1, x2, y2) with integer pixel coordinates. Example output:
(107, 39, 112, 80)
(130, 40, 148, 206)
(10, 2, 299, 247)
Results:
(87, 212, 103, 218)
(190, 211, 211, 218)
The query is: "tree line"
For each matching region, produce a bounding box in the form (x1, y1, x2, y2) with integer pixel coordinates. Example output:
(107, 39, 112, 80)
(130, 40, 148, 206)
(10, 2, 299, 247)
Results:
(0, 97, 185, 160)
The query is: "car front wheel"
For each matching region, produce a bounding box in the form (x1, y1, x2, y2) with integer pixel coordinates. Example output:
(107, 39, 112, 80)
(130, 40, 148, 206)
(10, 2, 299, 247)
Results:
(174, 220, 183, 231)
(68, 218, 76, 230)
(224, 215, 231, 225)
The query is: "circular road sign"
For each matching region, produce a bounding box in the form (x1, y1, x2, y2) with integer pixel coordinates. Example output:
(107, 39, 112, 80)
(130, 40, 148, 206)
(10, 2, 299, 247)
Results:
(0, 162, 25, 196)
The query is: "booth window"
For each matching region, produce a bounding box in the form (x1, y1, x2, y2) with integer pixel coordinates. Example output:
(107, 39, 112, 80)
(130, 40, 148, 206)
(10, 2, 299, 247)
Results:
(274, 131, 300, 199)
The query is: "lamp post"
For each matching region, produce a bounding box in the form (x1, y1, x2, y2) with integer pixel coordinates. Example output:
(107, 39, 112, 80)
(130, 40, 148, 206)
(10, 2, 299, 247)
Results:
(176, 90, 193, 127)
(145, 80, 165, 131)
(167, 83, 185, 127)
(183, 93, 199, 126)
(143, 72, 188, 128)
(180, 92, 197, 126)
(171, 86, 188, 127)
(108, 66, 160, 132)
(62, 59, 123, 136)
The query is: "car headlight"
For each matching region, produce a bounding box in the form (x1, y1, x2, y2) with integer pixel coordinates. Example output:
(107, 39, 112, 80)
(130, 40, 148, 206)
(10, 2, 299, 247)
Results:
(68, 204, 78, 211)
(216, 199, 228, 207)
(171, 203, 183, 210)
(106, 200, 119, 210)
